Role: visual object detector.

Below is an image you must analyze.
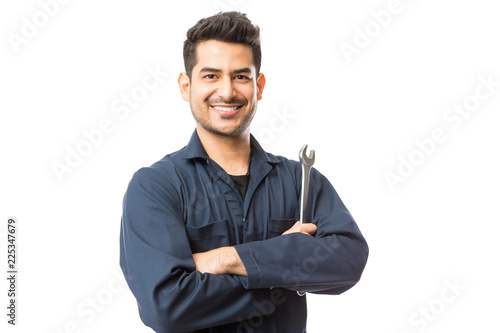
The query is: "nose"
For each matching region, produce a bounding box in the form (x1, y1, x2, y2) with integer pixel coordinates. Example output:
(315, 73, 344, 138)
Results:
(216, 76, 237, 101)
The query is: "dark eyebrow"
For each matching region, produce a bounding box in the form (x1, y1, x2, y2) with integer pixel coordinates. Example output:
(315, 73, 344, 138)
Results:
(233, 68, 252, 75)
(199, 67, 222, 73)
(198, 67, 252, 75)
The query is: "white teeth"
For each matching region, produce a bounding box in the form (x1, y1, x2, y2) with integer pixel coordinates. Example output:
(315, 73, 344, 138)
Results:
(213, 106, 239, 112)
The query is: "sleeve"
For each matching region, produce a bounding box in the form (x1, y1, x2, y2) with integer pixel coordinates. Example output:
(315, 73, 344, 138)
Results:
(234, 167, 369, 295)
(119, 166, 275, 333)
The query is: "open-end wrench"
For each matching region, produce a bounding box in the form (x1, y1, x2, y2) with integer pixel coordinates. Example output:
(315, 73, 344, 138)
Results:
(297, 145, 315, 297)
(299, 144, 315, 225)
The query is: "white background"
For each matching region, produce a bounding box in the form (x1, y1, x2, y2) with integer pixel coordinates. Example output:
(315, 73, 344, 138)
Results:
(1, 0, 499, 332)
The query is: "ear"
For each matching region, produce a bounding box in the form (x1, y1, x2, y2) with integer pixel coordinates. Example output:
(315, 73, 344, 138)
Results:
(178, 72, 191, 102)
(256, 73, 266, 101)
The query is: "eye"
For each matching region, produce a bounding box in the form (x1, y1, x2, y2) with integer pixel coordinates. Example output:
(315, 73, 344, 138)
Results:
(204, 74, 217, 80)
(235, 75, 250, 81)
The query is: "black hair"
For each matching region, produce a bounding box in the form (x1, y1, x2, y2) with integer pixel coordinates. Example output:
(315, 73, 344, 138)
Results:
(183, 11, 261, 79)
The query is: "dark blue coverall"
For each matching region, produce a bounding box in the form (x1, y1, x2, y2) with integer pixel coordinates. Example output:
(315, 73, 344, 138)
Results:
(120, 130, 369, 332)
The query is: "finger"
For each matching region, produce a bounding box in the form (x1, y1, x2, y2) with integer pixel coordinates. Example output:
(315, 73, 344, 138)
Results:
(281, 221, 300, 236)
(300, 223, 317, 236)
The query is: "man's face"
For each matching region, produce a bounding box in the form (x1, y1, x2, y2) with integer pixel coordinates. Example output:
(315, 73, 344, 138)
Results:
(179, 40, 265, 137)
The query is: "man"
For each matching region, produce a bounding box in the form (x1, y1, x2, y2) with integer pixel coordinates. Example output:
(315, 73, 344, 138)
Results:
(120, 11, 368, 333)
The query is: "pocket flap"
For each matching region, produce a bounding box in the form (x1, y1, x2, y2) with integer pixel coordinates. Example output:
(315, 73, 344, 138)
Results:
(268, 218, 297, 238)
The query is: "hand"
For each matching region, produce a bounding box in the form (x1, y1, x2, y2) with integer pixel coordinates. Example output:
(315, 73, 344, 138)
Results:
(193, 246, 247, 276)
(281, 221, 317, 237)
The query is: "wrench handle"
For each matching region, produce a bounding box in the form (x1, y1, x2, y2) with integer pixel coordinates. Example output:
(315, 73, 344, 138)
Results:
(300, 164, 311, 225)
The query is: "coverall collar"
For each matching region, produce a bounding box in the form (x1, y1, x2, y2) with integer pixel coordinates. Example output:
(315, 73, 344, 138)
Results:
(182, 129, 282, 166)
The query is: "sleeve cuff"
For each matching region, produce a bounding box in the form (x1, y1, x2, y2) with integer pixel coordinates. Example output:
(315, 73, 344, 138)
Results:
(234, 243, 262, 289)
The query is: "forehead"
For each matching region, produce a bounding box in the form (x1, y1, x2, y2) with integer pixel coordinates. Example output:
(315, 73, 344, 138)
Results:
(194, 40, 255, 72)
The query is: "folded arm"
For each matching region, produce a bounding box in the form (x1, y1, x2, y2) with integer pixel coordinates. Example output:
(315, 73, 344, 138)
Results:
(193, 221, 317, 276)
(195, 168, 369, 294)
(119, 167, 275, 333)
(236, 168, 369, 294)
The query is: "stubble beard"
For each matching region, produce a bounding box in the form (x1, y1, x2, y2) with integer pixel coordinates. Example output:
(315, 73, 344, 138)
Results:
(190, 98, 256, 137)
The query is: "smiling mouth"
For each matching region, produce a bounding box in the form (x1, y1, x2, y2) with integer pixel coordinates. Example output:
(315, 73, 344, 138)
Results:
(211, 105, 243, 117)
(212, 105, 240, 112)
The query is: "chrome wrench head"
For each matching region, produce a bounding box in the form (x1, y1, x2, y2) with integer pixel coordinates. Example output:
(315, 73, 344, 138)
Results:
(299, 144, 315, 167)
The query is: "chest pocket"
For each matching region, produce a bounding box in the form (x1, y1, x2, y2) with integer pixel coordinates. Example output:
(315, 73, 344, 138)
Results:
(186, 219, 231, 253)
(267, 218, 297, 239)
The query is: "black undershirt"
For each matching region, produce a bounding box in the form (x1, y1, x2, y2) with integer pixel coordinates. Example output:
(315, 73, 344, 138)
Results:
(230, 174, 249, 199)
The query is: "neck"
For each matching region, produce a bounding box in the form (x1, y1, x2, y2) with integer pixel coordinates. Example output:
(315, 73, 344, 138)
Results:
(196, 126, 251, 176)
